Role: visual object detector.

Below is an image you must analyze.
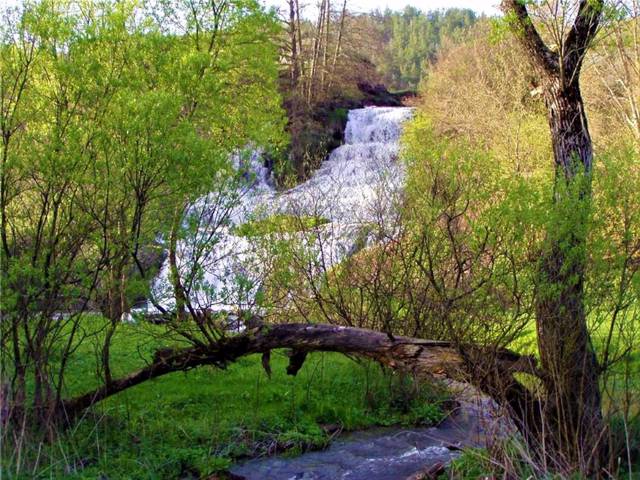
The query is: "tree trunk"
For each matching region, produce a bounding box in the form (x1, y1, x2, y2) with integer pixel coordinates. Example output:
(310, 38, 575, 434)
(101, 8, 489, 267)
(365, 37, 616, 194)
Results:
(320, 0, 330, 93)
(307, 0, 326, 103)
(169, 204, 188, 321)
(536, 77, 605, 471)
(288, 0, 300, 89)
(545, 78, 594, 179)
(328, 0, 347, 91)
(500, 0, 606, 471)
(296, 0, 303, 82)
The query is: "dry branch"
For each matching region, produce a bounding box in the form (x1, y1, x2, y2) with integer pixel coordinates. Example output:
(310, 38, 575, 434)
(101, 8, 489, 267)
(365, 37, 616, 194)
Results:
(62, 322, 539, 420)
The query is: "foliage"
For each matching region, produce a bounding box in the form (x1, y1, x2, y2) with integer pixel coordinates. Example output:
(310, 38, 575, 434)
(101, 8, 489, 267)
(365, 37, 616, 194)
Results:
(0, 0, 286, 432)
(234, 214, 329, 237)
(446, 448, 493, 479)
(375, 7, 477, 90)
(3, 0, 640, 477)
(277, 5, 476, 181)
(405, 13, 640, 476)
(260, 14, 640, 476)
(0, 317, 449, 479)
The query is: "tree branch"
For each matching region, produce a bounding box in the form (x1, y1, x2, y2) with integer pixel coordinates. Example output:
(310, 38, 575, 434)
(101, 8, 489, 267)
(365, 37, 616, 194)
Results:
(61, 323, 540, 420)
(502, 0, 560, 75)
(564, 0, 604, 79)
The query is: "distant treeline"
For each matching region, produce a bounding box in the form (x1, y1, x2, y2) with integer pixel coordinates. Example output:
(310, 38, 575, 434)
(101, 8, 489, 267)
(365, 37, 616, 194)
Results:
(279, 2, 477, 179)
(372, 7, 478, 90)
(281, 2, 478, 103)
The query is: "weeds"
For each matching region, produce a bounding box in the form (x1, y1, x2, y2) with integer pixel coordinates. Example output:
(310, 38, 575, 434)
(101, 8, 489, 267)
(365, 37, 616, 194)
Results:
(0, 322, 449, 479)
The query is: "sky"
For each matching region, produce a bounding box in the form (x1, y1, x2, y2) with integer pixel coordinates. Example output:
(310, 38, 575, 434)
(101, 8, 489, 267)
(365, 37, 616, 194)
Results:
(263, 0, 501, 16)
(0, 0, 502, 17)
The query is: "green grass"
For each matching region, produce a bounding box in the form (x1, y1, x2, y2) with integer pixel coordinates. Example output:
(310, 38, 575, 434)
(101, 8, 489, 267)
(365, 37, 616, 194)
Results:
(506, 313, 640, 401)
(3, 319, 449, 479)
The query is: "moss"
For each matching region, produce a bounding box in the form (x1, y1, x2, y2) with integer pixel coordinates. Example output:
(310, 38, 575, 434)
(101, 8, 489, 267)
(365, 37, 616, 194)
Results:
(234, 214, 330, 237)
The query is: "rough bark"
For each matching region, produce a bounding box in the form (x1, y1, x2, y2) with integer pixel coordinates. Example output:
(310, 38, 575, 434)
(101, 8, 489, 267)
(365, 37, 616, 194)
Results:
(288, 0, 300, 89)
(502, 0, 605, 472)
(535, 78, 604, 471)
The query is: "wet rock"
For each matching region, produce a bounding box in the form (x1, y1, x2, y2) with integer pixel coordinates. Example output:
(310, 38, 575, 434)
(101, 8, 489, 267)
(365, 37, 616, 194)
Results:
(405, 461, 445, 480)
(320, 423, 342, 436)
(357, 82, 416, 107)
(206, 472, 246, 480)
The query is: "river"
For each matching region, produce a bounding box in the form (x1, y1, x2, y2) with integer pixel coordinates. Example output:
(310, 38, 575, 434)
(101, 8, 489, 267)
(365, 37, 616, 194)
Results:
(230, 381, 501, 480)
(149, 107, 500, 478)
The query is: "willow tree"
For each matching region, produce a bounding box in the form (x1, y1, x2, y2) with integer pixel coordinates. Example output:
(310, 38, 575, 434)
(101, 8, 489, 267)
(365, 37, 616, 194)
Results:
(502, 0, 606, 471)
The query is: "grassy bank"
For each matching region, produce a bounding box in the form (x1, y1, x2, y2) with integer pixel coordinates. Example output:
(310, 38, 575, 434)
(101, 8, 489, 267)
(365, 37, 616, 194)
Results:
(2, 319, 449, 479)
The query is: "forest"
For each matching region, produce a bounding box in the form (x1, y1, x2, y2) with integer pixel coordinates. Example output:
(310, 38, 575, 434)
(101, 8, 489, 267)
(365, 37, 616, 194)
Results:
(1, 0, 639, 479)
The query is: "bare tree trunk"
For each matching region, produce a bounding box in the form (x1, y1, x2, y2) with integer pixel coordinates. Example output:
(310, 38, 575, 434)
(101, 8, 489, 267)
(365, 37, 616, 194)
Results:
(288, 0, 300, 89)
(328, 0, 347, 91)
(320, 0, 330, 93)
(169, 204, 188, 321)
(296, 0, 304, 81)
(501, 0, 606, 472)
(307, 0, 326, 103)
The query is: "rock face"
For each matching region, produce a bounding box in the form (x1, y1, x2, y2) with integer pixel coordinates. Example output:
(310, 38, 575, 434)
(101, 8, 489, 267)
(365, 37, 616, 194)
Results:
(286, 83, 415, 182)
(357, 82, 416, 107)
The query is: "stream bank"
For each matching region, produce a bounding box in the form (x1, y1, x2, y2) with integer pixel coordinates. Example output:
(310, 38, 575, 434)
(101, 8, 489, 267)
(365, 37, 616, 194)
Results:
(229, 382, 505, 480)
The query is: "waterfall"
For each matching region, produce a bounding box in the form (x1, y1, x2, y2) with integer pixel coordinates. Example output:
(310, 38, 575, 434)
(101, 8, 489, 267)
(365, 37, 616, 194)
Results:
(147, 106, 413, 315)
(282, 107, 413, 222)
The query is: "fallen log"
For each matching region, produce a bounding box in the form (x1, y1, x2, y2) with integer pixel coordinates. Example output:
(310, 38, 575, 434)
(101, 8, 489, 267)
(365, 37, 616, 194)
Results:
(61, 323, 540, 426)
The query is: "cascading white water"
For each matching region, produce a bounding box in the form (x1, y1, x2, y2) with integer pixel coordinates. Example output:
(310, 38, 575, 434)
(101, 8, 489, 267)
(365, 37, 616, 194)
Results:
(148, 106, 413, 314)
(282, 107, 412, 222)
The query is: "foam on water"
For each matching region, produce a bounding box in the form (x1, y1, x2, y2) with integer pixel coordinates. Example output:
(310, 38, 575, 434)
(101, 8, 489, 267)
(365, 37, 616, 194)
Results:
(149, 106, 413, 312)
(282, 107, 412, 222)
